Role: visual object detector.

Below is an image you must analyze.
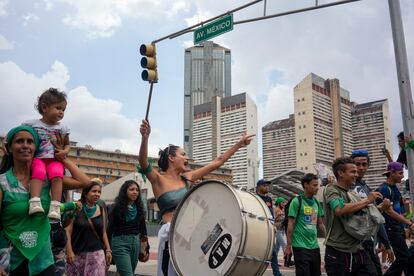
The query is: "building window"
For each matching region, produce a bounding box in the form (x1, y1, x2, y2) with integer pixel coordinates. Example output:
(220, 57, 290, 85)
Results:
(184, 136, 189, 142)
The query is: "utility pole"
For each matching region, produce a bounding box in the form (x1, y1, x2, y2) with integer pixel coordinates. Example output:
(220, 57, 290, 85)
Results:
(388, 0, 414, 201)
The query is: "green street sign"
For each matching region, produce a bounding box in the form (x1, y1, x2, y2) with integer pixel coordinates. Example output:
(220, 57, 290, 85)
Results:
(194, 14, 233, 45)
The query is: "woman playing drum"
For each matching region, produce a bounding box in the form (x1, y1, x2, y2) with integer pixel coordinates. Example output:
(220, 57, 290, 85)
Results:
(138, 119, 253, 276)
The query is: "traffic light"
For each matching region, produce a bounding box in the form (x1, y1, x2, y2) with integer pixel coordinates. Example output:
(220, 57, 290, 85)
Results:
(140, 43, 158, 82)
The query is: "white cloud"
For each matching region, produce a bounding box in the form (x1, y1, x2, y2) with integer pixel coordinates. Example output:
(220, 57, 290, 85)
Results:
(43, 0, 54, 10)
(0, 60, 163, 156)
(22, 13, 40, 26)
(56, 0, 191, 39)
(0, 61, 68, 133)
(0, 34, 14, 50)
(0, 0, 8, 17)
(262, 84, 294, 126)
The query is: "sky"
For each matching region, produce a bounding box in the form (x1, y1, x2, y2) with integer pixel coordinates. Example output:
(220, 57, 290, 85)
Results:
(0, 0, 413, 174)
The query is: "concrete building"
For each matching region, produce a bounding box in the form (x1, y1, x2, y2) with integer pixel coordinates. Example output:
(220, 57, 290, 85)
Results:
(294, 73, 353, 171)
(262, 114, 296, 179)
(183, 41, 231, 158)
(67, 143, 139, 184)
(262, 73, 392, 188)
(352, 99, 392, 188)
(192, 93, 258, 189)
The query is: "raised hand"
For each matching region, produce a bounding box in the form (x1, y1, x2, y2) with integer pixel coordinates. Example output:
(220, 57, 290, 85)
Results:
(140, 120, 151, 138)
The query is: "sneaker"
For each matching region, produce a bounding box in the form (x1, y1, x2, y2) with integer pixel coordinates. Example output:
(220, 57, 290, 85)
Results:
(48, 201, 61, 221)
(29, 197, 44, 215)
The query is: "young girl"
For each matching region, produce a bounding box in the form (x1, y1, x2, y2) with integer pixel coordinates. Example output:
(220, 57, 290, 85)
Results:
(23, 87, 70, 220)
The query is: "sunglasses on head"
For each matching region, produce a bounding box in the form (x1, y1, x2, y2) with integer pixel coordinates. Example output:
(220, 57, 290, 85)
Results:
(353, 149, 367, 155)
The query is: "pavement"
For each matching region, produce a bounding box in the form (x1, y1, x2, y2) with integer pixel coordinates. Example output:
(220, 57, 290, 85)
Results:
(107, 237, 328, 276)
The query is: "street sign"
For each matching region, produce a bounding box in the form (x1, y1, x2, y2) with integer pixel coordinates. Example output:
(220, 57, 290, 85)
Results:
(194, 14, 233, 45)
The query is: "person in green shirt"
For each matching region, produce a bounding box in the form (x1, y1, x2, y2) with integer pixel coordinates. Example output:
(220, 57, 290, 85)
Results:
(285, 173, 325, 276)
(0, 125, 91, 275)
(323, 157, 382, 276)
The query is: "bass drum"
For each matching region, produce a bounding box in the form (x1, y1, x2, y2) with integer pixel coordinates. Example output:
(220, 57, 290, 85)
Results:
(170, 180, 274, 276)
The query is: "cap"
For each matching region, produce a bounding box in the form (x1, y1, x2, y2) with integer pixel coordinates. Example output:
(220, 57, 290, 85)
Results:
(383, 162, 404, 175)
(256, 179, 271, 187)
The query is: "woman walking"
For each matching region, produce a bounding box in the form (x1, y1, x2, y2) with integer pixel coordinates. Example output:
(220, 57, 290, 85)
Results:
(139, 119, 254, 276)
(66, 180, 112, 276)
(108, 180, 148, 276)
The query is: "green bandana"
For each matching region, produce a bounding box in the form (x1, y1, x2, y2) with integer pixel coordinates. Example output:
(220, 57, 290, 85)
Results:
(6, 125, 40, 152)
(126, 204, 137, 222)
(83, 205, 97, 219)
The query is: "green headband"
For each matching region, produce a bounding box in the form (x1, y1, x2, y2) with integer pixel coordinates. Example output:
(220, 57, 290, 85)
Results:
(275, 197, 286, 206)
(6, 125, 40, 152)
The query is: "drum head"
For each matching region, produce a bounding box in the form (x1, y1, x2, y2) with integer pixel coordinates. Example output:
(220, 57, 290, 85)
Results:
(170, 180, 245, 276)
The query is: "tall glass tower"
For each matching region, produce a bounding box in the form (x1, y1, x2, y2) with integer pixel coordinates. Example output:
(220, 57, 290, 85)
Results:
(183, 41, 231, 157)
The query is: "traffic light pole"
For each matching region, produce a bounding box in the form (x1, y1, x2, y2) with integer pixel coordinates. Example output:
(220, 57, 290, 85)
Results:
(388, 0, 414, 201)
(145, 81, 154, 121)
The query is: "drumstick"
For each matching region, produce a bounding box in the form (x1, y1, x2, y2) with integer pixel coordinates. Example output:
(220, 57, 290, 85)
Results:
(145, 81, 154, 121)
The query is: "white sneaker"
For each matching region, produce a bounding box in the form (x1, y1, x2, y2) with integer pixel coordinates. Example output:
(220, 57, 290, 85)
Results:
(48, 201, 61, 221)
(29, 197, 44, 215)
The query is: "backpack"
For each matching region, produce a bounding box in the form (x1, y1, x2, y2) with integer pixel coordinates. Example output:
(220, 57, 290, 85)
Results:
(282, 195, 302, 234)
(337, 190, 385, 241)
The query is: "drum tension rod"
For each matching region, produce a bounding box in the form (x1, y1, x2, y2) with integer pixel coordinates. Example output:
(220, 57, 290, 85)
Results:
(241, 209, 274, 222)
(236, 255, 271, 264)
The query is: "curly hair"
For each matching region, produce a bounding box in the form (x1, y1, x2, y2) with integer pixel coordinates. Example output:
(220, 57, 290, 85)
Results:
(111, 180, 145, 223)
(35, 87, 67, 115)
(158, 144, 179, 172)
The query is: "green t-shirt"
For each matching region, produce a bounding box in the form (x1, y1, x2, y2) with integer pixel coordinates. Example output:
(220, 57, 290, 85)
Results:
(323, 184, 362, 253)
(288, 195, 323, 249)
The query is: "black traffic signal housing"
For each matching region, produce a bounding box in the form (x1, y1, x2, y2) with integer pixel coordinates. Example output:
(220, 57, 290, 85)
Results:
(140, 43, 158, 82)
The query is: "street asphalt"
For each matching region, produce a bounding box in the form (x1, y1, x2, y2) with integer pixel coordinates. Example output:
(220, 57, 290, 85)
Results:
(107, 237, 329, 275)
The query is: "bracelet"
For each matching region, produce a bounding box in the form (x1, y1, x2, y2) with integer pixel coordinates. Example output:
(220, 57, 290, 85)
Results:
(138, 163, 153, 175)
(106, 249, 112, 253)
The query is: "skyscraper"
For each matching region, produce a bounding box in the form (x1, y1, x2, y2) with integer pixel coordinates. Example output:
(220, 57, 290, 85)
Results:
(352, 99, 392, 188)
(262, 114, 296, 179)
(192, 93, 258, 189)
(294, 73, 353, 171)
(262, 73, 391, 188)
(183, 41, 231, 157)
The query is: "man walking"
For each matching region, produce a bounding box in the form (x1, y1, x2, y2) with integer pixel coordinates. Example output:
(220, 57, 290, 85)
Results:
(256, 179, 282, 276)
(323, 157, 382, 275)
(377, 162, 414, 275)
(350, 150, 393, 275)
(285, 173, 325, 276)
